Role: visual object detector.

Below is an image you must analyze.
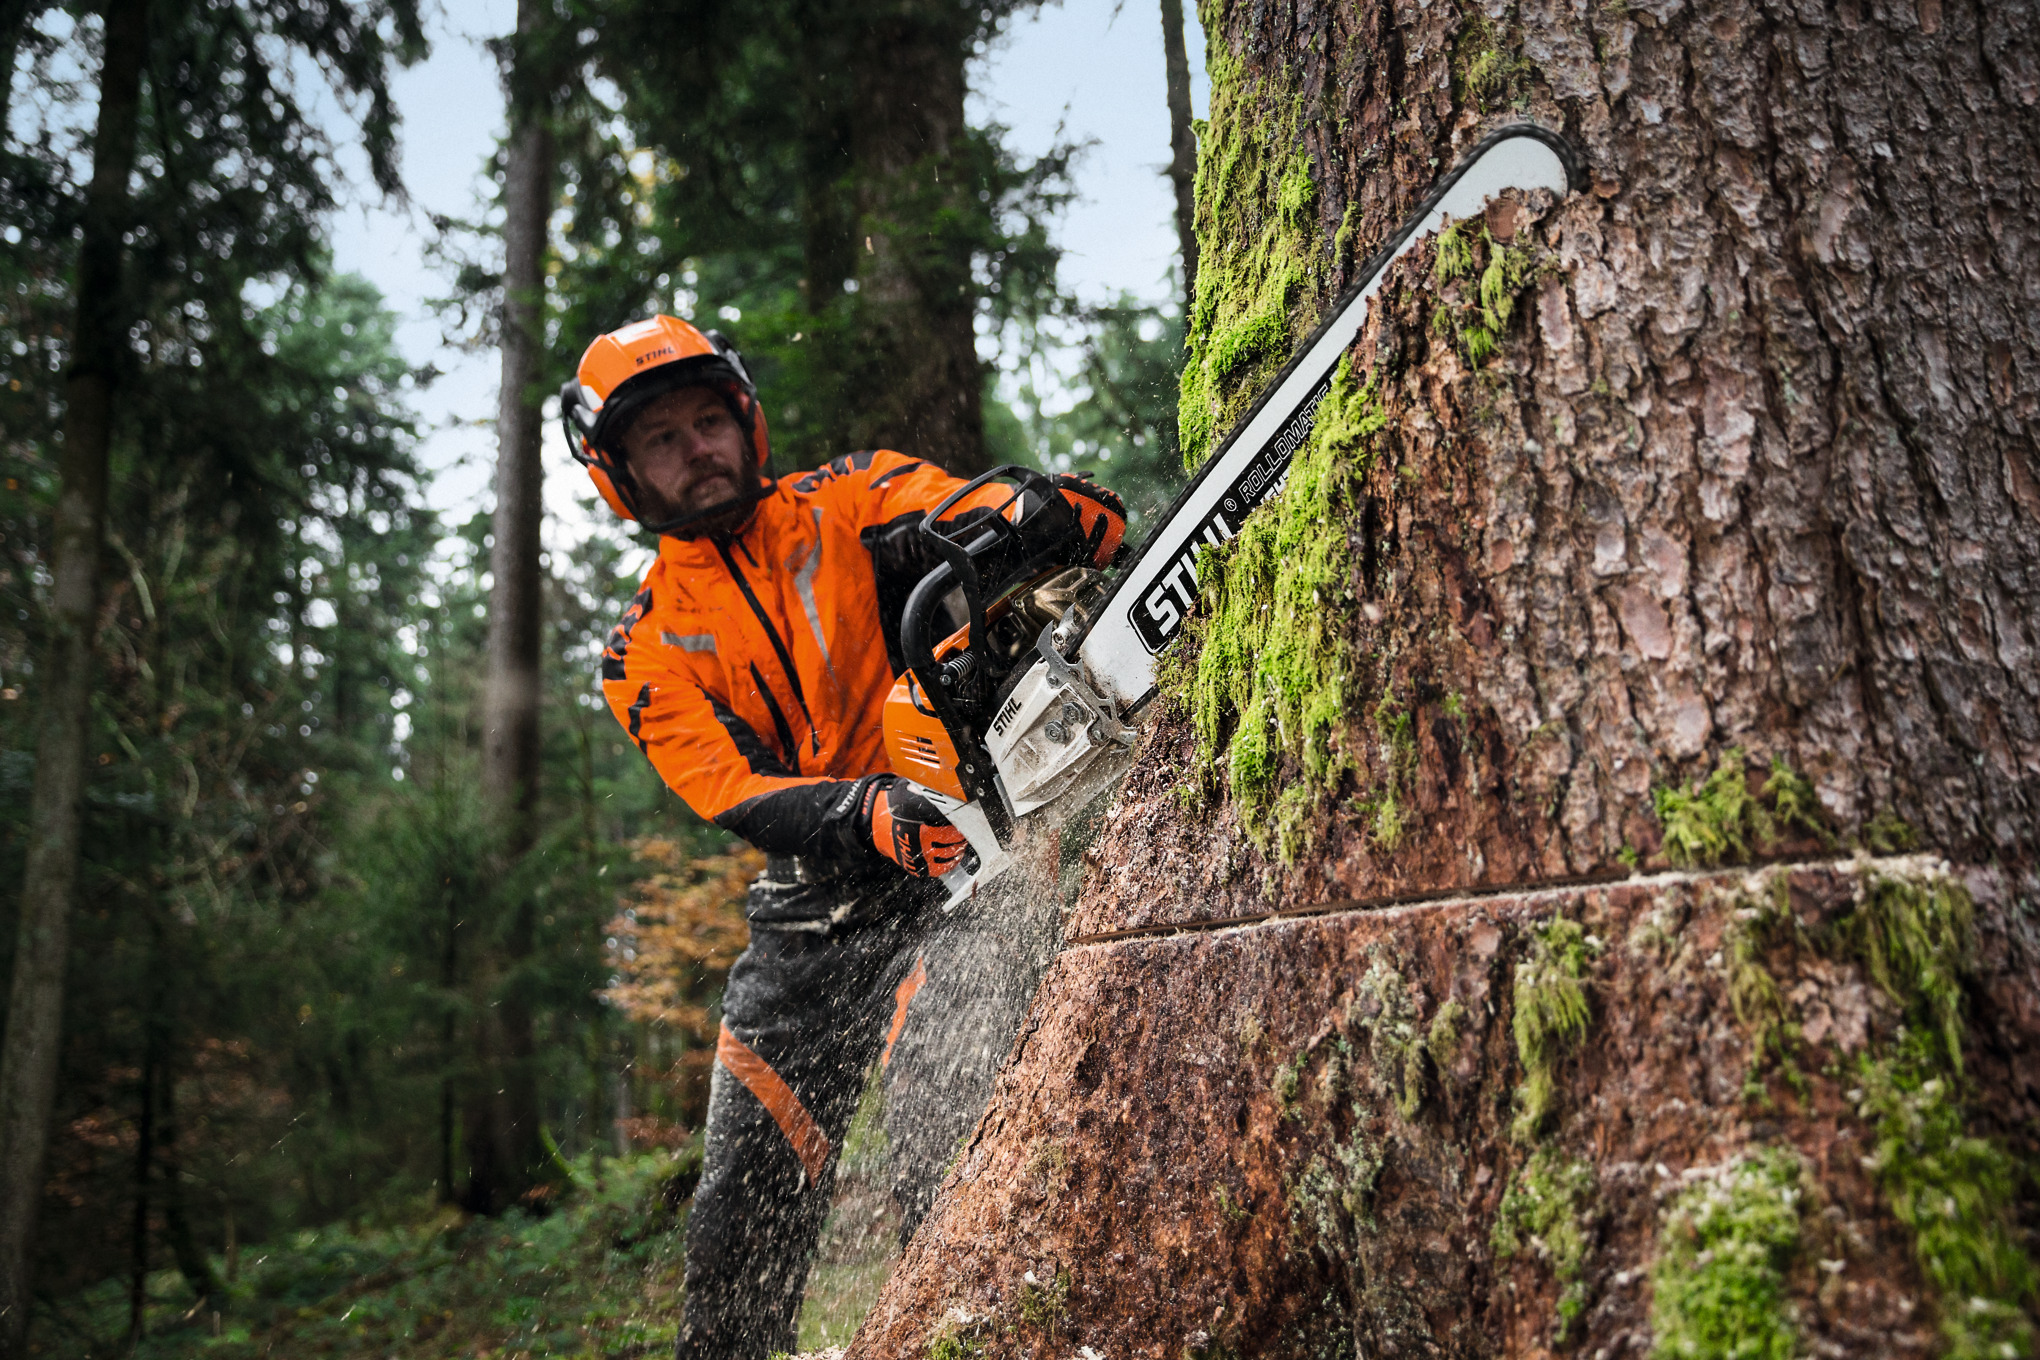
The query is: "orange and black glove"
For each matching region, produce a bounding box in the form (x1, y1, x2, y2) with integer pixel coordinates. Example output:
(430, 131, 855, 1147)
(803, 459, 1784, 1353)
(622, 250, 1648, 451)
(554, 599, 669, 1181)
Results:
(1052, 473, 1128, 569)
(855, 774, 970, 877)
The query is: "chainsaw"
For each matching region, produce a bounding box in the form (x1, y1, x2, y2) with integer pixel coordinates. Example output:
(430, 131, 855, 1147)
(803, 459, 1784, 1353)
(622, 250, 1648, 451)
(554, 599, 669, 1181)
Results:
(882, 125, 1585, 906)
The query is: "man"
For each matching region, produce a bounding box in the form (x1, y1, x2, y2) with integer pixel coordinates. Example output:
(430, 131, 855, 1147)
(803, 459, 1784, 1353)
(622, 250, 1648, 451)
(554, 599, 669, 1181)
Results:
(559, 315, 1126, 1359)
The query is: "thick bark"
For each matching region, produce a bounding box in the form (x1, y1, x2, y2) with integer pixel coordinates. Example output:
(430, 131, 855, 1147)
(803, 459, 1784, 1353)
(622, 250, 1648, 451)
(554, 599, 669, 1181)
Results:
(1082, 0, 2040, 934)
(1159, 0, 1198, 310)
(847, 1, 986, 474)
(467, 0, 552, 1216)
(847, 0, 2040, 1353)
(0, 0, 146, 1349)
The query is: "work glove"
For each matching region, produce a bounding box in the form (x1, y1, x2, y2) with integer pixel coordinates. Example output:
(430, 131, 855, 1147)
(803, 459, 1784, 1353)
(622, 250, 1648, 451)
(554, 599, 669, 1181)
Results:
(856, 774, 970, 878)
(1052, 473, 1128, 569)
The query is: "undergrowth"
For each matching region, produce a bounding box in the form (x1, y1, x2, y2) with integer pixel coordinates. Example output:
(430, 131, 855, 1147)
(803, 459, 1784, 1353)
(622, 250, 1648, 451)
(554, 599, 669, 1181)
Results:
(1649, 1147, 1808, 1360)
(35, 1150, 695, 1360)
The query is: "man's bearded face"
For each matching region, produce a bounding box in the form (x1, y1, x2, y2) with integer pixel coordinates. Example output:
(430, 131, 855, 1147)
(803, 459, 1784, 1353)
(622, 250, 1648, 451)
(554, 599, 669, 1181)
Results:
(620, 385, 754, 526)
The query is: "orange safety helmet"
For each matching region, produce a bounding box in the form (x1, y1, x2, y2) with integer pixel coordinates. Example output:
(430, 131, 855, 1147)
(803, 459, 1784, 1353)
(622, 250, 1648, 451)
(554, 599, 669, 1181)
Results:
(558, 314, 773, 536)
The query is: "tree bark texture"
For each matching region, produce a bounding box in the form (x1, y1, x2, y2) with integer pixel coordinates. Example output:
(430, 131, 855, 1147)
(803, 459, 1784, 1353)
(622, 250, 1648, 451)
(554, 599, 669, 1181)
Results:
(0, 0, 145, 1349)
(1160, 0, 1200, 310)
(467, 0, 553, 1215)
(1083, 0, 2040, 935)
(847, 0, 987, 474)
(844, 0, 2040, 1355)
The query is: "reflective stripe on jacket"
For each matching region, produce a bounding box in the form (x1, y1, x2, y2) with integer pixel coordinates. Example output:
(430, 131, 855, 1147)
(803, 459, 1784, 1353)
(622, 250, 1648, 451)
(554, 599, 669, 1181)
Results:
(598, 449, 1007, 861)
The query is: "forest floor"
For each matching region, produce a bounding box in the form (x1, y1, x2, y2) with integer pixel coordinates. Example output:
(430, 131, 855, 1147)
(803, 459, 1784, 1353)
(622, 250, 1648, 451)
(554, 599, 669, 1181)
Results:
(36, 1087, 899, 1359)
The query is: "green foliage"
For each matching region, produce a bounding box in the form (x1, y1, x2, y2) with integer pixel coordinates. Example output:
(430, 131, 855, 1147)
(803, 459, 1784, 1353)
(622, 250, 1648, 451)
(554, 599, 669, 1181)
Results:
(1492, 1149, 1598, 1343)
(1649, 1148, 1808, 1360)
(1169, 357, 1387, 858)
(1855, 1036, 2037, 1360)
(1510, 915, 1598, 1140)
(33, 1152, 691, 1359)
(1653, 750, 1830, 868)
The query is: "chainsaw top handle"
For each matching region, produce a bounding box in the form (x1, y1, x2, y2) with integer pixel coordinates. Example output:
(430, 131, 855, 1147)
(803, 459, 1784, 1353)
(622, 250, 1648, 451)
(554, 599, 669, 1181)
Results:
(898, 464, 1074, 811)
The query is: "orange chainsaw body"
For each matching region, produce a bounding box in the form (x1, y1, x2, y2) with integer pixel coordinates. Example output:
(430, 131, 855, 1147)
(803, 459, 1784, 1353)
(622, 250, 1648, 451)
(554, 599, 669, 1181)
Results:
(881, 622, 973, 801)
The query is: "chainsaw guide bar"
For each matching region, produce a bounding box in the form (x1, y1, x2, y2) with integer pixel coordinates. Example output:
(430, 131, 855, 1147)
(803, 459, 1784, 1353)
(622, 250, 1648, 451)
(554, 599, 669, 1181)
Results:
(1076, 124, 1586, 713)
(892, 125, 1585, 907)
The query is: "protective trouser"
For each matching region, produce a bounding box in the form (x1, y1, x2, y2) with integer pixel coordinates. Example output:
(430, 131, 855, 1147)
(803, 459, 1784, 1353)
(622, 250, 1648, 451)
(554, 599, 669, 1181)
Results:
(673, 864, 1058, 1360)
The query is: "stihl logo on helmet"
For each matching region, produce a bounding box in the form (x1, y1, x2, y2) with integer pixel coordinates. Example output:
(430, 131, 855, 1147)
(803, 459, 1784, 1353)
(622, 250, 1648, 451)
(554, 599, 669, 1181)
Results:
(558, 314, 773, 537)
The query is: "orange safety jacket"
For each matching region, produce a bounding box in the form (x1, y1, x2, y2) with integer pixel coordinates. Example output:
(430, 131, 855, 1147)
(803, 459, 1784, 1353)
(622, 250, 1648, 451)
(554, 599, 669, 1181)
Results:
(598, 449, 1015, 860)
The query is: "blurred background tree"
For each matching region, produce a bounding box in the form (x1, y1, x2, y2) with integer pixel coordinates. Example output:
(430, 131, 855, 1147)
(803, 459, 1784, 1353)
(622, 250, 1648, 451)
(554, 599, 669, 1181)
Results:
(0, 0, 1197, 1351)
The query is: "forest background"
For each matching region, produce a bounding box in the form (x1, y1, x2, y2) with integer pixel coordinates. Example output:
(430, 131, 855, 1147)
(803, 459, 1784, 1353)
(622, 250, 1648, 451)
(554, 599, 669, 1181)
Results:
(0, 0, 1206, 1352)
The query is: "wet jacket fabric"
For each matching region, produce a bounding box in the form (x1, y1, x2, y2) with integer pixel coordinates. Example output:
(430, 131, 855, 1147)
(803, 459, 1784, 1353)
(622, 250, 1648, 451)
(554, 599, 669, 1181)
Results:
(598, 450, 1008, 880)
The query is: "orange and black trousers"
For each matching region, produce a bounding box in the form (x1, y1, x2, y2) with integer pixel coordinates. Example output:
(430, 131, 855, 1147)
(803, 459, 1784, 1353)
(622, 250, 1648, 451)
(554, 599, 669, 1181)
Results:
(677, 866, 1033, 1360)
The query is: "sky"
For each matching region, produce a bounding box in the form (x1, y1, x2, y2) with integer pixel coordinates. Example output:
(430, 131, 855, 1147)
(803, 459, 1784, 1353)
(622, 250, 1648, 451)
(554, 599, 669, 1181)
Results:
(319, 0, 1212, 549)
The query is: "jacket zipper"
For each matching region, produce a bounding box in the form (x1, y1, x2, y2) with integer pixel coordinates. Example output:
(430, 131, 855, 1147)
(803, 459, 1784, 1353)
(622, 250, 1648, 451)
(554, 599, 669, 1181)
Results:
(715, 539, 820, 759)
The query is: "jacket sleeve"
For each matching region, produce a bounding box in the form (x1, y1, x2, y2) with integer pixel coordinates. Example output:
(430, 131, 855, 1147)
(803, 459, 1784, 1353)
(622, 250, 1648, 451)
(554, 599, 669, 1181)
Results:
(599, 605, 879, 860)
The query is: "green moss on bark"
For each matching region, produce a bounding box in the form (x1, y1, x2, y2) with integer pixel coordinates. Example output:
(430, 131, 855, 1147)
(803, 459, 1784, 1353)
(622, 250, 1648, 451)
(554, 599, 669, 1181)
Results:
(1652, 749, 1831, 868)
(1510, 914, 1599, 1141)
(1493, 1149, 1599, 1344)
(1170, 356, 1387, 859)
(1178, 47, 1330, 469)
(1649, 1147, 1809, 1360)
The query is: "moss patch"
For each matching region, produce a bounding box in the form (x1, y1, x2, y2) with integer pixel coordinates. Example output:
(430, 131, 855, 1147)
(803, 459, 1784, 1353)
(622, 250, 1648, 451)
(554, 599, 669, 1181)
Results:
(1179, 48, 1331, 468)
(1649, 1147, 1809, 1360)
(1171, 356, 1389, 859)
(1492, 1149, 1598, 1344)
(1346, 959, 1444, 1120)
(1510, 913, 1599, 1141)
(1652, 749, 1830, 868)
(1711, 862, 2037, 1355)
(1831, 868, 2036, 1357)
(1856, 1036, 2036, 1360)
(1428, 218, 1535, 367)
(1452, 9, 1529, 112)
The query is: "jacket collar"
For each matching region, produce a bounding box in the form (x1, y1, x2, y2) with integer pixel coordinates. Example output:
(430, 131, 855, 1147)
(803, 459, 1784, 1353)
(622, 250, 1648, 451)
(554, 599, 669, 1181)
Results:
(655, 480, 793, 571)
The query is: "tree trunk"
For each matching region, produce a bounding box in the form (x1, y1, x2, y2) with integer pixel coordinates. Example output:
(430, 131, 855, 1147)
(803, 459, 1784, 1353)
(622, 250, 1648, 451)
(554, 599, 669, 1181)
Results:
(844, 0, 2040, 1355)
(0, 0, 146, 1349)
(847, 1, 986, 474)
(1159, 0, 1198, 312)
(467, 0, 553, 1216)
